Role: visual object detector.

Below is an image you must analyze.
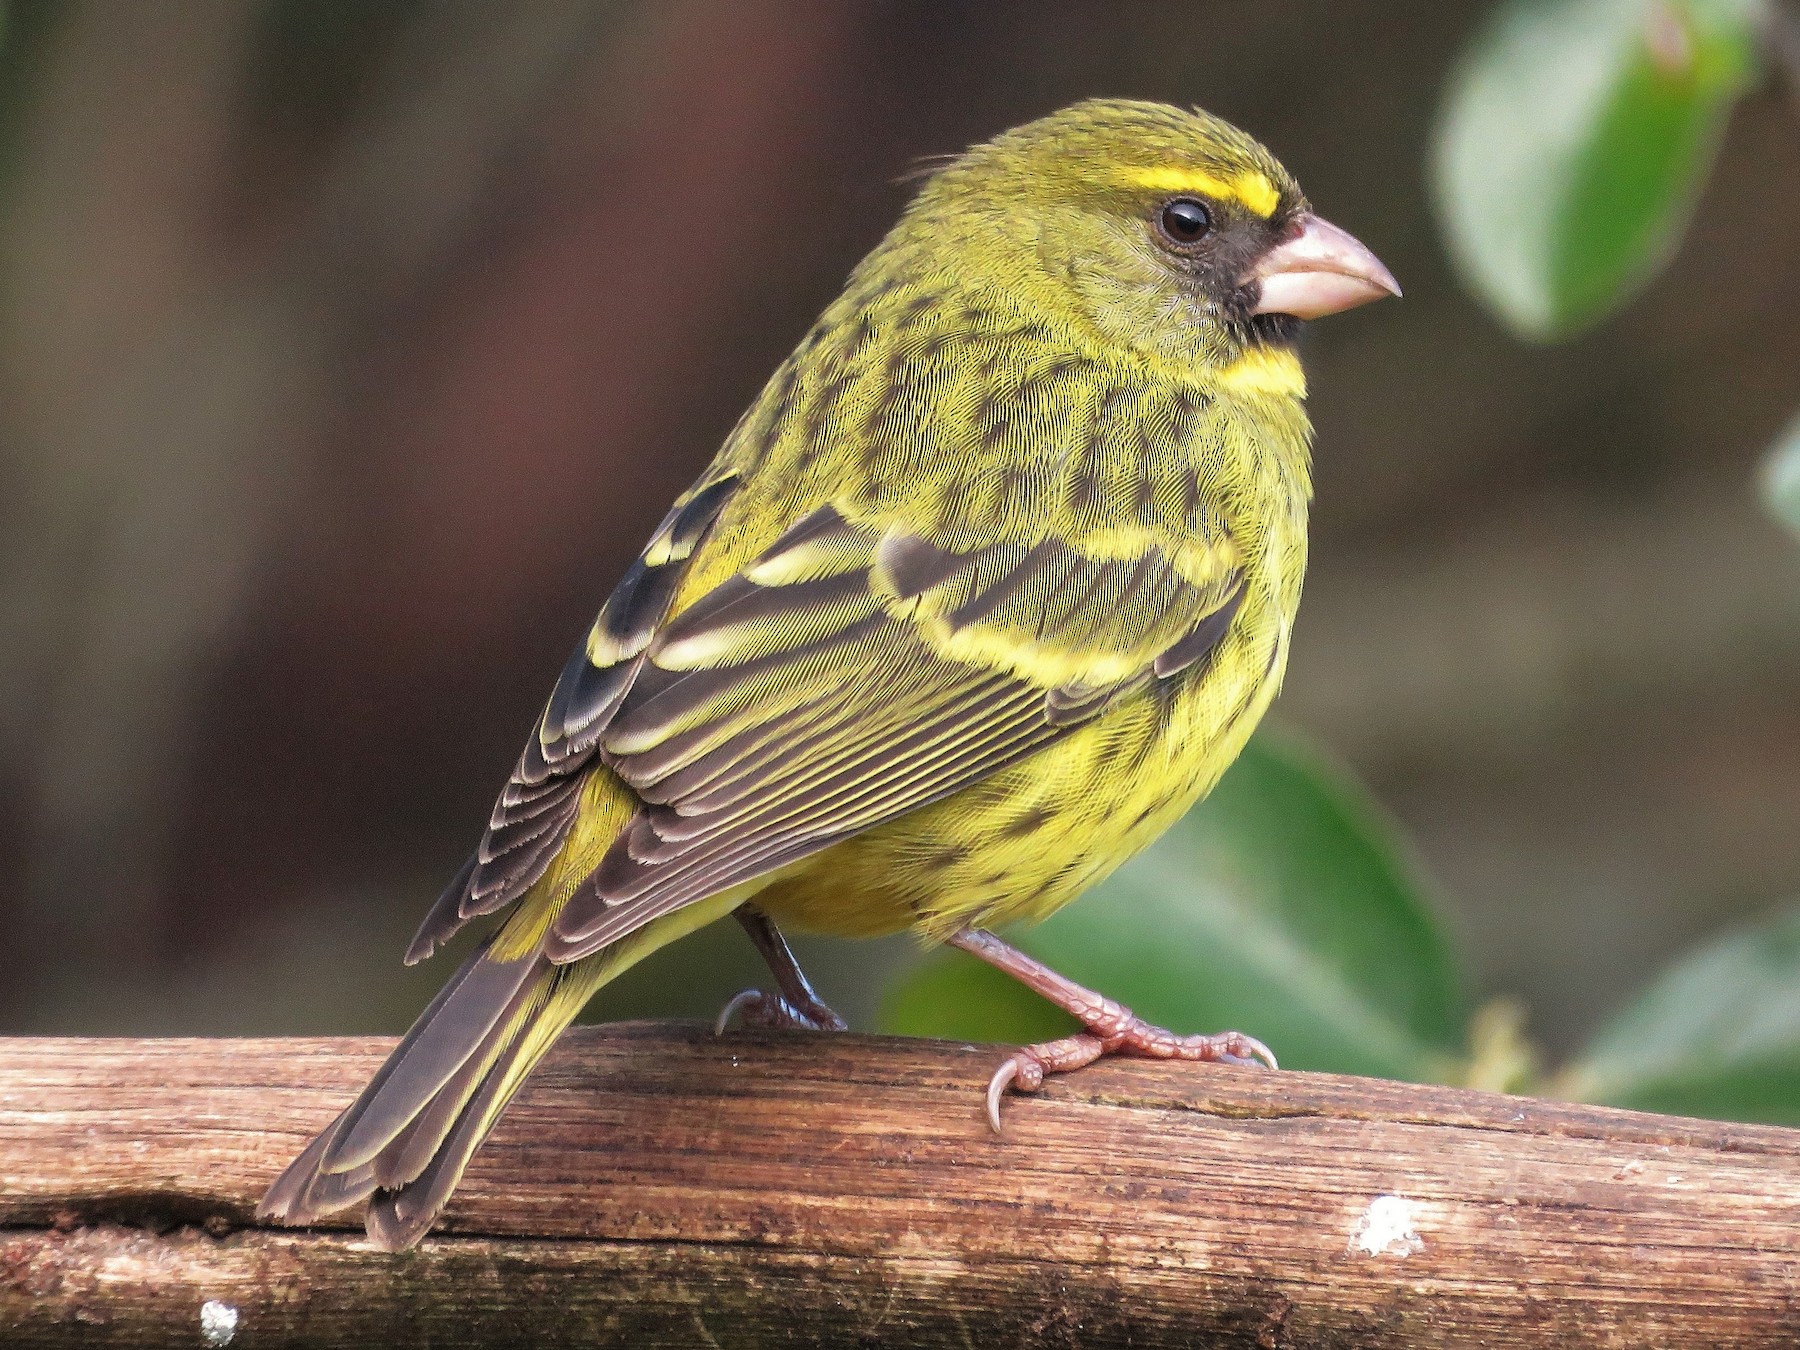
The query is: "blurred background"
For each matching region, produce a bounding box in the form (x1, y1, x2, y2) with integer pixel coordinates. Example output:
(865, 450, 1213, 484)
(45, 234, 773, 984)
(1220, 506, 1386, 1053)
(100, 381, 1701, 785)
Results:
(4, 0, 1798, 1076)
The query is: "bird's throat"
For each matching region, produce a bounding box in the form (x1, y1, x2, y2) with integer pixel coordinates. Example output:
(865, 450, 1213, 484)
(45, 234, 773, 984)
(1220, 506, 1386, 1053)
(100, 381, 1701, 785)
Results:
(1210, 345, 1306, 399)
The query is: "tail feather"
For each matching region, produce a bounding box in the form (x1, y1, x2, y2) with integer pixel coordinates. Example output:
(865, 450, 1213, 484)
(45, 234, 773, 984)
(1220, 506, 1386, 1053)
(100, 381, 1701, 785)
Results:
(257, 938, 588, 1250)
(369, 956, 556, 1192)
(329, 945, 543, 1172)
(258, 1109, 376, 1221)
(365, 979, 575, 1249)
(364, 1030, 532, 1249)
(260, 938, 510, 1225)
(260, 880, 751, 1249)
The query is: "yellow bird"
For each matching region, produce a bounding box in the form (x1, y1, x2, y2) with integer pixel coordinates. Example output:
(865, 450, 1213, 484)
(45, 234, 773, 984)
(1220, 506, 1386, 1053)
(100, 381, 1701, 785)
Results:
(261, 98, 1397, 1250)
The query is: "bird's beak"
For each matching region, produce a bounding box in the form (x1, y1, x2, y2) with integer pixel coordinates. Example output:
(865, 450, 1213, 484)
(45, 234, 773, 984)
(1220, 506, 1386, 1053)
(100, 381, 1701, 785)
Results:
(1248, 213, 1400, 320)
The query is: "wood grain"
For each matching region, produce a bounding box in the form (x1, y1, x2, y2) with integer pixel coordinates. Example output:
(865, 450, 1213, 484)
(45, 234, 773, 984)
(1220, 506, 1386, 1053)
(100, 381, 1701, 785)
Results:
(2, 1023, 1798, 1347)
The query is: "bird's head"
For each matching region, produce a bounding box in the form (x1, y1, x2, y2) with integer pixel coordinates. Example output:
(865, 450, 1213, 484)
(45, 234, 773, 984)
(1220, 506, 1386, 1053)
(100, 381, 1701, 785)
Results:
(899, 99, 1399, 371)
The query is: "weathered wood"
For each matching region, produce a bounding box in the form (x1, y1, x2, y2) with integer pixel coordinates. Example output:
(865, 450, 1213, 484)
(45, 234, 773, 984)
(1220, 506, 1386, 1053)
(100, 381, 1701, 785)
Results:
(1, 1024, 1798, 1347)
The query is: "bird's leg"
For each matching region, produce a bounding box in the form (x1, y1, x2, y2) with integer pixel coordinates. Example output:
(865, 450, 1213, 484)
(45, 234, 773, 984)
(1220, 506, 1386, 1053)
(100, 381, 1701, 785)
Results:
(715, 905, 849, 1034)
(947, 927, 1277, 1132)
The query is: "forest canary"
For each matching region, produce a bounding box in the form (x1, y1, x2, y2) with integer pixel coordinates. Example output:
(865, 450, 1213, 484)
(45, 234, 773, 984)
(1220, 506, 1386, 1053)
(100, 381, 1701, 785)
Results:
(261, 98, 1397, 1250)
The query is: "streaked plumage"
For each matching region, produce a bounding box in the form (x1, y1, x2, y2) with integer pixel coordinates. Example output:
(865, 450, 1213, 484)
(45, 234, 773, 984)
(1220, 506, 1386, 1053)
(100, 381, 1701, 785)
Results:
(261, 99, 1396, 1249)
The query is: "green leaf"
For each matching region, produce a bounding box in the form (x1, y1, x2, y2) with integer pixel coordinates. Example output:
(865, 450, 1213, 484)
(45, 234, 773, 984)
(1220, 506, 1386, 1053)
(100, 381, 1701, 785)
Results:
(1558, 902, 1800, 1124)
(878, 728, 1466, 1082)
(1761, 410, 1800, 540)
(1432, 0, 1759, 339)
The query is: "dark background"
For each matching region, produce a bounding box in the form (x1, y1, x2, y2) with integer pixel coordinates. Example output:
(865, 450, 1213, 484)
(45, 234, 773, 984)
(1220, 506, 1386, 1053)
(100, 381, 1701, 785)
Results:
(4, 1, 1798, 1058)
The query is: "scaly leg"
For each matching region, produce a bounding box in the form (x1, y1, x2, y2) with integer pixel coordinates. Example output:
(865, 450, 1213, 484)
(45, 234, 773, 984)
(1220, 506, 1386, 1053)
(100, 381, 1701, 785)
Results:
(715, 905, 848, 1034)
(948, 927, 1277, 1131)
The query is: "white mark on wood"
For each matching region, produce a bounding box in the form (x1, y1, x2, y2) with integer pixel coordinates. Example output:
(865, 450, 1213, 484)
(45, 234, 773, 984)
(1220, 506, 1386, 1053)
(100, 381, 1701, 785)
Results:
(199, 1300, 238, 1346)
(1351, 1194, 1423, 1257)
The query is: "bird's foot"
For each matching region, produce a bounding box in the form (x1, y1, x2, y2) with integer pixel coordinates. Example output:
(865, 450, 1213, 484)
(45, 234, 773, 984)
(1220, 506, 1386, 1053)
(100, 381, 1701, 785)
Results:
(984, 1016, 1277, 1132)
(717, 905, 849, 1035)
(944, 928, 1277, 1131)
(713, 987, 848, 1035)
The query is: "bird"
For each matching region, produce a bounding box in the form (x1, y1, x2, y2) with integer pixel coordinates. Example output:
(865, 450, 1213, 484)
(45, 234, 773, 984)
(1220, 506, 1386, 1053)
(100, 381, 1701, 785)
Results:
(259, 98, 1398, 1250)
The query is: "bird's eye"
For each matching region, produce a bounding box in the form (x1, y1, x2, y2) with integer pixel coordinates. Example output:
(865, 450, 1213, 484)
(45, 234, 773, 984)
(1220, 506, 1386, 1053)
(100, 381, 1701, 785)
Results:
(1157, 198, 1212, 247)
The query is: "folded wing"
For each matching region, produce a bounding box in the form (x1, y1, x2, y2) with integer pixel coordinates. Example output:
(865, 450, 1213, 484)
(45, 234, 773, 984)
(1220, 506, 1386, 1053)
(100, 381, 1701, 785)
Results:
(545, 500, 1243, 961)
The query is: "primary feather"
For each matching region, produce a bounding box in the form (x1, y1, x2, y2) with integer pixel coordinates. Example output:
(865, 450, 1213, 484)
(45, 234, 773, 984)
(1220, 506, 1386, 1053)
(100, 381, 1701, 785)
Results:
(262, 98, 1331, 1248)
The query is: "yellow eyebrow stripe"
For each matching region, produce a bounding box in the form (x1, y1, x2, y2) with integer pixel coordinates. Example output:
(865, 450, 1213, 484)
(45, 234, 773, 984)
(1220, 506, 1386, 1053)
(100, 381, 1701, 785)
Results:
(1126, 167, 1281, 218)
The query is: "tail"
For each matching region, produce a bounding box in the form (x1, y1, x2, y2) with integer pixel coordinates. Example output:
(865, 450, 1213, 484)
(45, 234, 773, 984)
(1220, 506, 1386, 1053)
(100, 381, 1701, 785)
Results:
(257, 936, 608, 1251)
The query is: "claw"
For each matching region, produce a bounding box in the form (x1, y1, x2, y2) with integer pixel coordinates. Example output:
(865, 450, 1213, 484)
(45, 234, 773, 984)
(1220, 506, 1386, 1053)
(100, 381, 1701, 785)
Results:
(985, 1057, 1022, 1134)
(1237, 1034, 1278, 1071)
(713, 988, 764, 1036)
(986, 1051, 1051, 1137)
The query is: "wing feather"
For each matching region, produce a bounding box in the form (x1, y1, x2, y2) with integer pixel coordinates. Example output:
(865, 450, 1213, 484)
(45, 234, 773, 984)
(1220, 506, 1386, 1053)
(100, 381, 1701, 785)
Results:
(403, 474, 739, 961)
(541, 501, 1244, 962)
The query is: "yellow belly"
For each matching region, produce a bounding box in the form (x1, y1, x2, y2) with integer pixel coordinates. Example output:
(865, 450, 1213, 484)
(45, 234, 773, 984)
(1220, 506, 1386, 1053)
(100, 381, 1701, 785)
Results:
(756, 608, 1288, 943)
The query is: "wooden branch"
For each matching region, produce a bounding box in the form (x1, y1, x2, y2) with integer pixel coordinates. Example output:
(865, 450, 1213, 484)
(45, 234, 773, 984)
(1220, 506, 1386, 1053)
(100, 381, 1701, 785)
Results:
(3, 1025, 1798, 1348)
